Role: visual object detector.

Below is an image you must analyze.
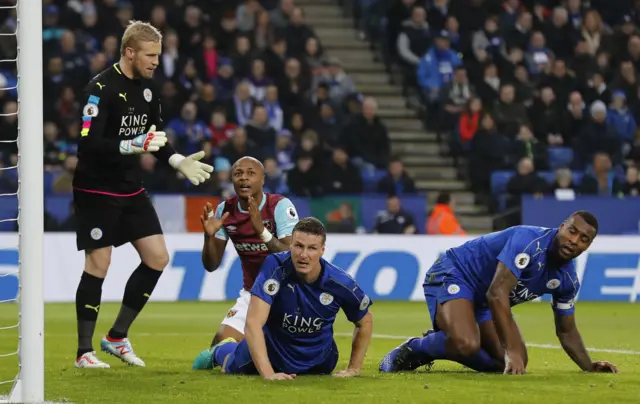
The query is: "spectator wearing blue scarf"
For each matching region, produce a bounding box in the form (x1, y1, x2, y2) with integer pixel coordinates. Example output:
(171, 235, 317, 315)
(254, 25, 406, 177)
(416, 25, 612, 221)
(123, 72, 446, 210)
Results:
(606, 90, 637, 146)
(524, 31, 553, 76)
(417, 31, 461, 103)
(264, 85, 284, 131)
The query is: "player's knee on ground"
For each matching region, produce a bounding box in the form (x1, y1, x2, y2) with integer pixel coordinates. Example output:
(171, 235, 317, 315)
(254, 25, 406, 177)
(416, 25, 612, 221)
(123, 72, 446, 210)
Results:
(84, 247, 112, 278)
(448, 334, 481, 357)
(213, 328, 244, 346)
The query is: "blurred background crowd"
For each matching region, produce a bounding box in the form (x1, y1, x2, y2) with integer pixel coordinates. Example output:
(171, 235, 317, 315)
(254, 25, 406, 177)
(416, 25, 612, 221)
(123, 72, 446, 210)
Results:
(0, 0, 639, 234)
(362, 0, 640, 227)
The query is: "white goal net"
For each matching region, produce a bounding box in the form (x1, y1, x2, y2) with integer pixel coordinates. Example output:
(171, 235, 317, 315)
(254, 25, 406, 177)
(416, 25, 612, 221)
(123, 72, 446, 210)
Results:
(0, 0, 44, 402)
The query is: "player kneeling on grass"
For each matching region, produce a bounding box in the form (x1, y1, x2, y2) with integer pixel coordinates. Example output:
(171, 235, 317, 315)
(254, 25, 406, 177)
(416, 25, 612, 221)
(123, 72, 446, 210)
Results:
(380, 211, 618, 375)
(195, 218, 374, 380)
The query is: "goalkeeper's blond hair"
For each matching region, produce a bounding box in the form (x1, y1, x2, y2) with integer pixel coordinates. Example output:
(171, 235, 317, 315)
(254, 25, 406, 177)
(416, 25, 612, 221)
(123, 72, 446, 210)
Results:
(120, 20, 162, 56)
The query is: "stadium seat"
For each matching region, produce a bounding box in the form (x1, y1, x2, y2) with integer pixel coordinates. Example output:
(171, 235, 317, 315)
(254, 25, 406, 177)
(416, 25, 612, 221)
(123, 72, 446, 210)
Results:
(538, 171, 554, 184)
(547, 148, 574, 170)
(44, 171, 55, 195)
(572, 172, 584, 185)
(361, 169, 388, 192)
(490, 171, 514, 195)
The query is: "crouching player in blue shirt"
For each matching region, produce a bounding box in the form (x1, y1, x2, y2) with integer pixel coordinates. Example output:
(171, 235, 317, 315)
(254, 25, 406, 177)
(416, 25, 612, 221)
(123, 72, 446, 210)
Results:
(380, 211, 618, 375)
(202, 217, 374, 380)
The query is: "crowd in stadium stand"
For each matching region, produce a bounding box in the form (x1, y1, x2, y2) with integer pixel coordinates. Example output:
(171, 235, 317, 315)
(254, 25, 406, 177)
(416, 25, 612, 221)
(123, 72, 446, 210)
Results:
(2, 0, 639, 232)
(0, 0, 423, 202)
(355, 0, 640, 213)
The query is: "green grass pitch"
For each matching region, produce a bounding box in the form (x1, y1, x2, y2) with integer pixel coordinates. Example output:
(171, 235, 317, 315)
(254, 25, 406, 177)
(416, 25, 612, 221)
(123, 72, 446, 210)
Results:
(0, 301, 639, 403)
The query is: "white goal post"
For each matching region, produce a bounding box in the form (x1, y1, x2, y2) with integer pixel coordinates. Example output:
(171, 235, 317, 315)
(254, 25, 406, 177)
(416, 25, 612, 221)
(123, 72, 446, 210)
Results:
(6, 0, 44, 402)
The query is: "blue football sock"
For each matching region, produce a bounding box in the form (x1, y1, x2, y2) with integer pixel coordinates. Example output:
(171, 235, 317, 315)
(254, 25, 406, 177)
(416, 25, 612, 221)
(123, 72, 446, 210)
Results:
(213, 341, 237, 367)
(408, 330, 447, 359)
(457, 349, 501, 372)
(408, 331, 500, 372)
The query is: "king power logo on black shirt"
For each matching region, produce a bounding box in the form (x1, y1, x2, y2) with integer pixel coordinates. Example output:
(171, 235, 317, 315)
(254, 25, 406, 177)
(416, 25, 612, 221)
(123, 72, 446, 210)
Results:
(119, 114, 149, 137)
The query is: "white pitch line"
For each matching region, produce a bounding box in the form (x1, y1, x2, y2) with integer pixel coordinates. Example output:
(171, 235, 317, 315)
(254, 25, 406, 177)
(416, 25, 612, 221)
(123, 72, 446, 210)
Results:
(0, 397, 71, 404)
(1, 331, 637, 356)
(333, 332, 640, 356)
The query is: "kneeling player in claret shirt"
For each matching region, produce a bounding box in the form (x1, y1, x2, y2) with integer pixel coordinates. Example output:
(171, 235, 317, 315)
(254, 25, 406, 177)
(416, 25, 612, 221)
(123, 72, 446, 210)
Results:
(192, 157, 300, 370)
(197, 218, 374, 380)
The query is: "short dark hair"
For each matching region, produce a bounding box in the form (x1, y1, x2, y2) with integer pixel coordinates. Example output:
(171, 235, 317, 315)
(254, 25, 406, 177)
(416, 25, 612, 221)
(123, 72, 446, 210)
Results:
(293, 217, 326, 243)
(436, 192, 451, 205)
(571, 210, 599, 235)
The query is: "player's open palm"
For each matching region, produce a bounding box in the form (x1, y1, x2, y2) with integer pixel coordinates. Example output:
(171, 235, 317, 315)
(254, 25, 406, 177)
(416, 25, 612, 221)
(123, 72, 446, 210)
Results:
(201, 202, 229, 236)
(248, 196, 264, 235)
(333, 368, 360, 377)
(265, 373, 296, 381)
(504, 351, 526, 375)
(591, 361, 619, 373)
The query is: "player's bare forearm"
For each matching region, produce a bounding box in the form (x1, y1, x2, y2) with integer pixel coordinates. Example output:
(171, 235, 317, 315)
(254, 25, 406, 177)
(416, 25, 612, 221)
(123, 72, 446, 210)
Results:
(487, 263, 523, 352)
(555, 313, 593, 371)
(246, 297, 276, 377)
(264, 236, 292, 253)
(346, 312, 373, 373)
(245, 322, 276, 377)
(202, 235, 225, 272)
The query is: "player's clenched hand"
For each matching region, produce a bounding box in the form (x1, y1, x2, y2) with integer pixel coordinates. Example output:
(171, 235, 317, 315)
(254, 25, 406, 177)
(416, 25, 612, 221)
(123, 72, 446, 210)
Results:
(169, 151, 214, 186)
(504, 350, 526, 375)
(333, 368, 360, 377)
(119, 125, 167, 155)
(591, 361, 619, 373)
(201, 202, 229, 236)
(264, 373, 296, 381)
(248, 196, 264, 235)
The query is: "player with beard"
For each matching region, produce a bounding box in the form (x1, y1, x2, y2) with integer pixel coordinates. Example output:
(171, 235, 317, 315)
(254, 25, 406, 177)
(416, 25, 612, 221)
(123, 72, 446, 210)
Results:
(192, 156, 299, 369)
(73, 21, 214, 369)
(380, 212, 619, 375)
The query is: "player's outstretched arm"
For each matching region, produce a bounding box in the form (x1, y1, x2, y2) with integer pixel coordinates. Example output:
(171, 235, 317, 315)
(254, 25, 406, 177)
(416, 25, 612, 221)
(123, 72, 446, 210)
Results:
(245, 296, 295, 380)
(486, 262, 527, 375)
(335, 311, 373, 377)
(553, 312, 619, 373)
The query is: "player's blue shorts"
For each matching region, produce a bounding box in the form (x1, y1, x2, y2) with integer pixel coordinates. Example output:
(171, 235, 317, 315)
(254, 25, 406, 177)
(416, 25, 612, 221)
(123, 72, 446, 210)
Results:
(223, 339, 339, 375)
(422, 255, 492, 330)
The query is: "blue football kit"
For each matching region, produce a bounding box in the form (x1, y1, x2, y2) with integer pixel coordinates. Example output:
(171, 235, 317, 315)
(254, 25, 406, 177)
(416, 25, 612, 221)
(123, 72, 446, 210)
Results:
(219, 251, 373, 375)
(379, 225, 581, 373)
(423, 225, 580, 327)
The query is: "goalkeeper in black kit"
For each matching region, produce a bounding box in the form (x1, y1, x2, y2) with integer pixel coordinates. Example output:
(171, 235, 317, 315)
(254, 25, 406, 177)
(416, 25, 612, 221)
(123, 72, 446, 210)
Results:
(73, 21, 213, 369)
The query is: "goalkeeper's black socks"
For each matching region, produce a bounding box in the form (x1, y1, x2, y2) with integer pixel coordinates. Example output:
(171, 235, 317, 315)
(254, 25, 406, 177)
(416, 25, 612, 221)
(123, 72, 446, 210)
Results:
(75, 271, 105, 358)
(108, 262, 162, 340)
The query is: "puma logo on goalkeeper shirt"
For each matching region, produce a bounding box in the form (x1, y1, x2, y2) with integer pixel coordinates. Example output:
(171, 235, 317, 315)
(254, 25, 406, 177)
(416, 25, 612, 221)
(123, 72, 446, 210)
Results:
(119, 93, 127, 102)
(96, 82, 105, 90)
(85, 304, 100, 313)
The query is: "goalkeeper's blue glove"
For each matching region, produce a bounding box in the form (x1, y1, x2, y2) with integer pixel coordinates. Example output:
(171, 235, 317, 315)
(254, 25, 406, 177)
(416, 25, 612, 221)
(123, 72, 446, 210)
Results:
(169, 151, 214, 186)
(119, 125, 167, 155)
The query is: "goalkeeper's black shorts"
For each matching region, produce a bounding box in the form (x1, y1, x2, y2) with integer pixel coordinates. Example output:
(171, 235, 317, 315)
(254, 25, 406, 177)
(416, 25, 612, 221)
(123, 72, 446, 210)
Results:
(73, 188, 163, 251)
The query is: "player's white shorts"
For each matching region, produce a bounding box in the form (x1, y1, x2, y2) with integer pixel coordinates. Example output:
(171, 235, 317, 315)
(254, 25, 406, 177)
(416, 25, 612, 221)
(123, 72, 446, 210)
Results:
(220, 289, 251, 334)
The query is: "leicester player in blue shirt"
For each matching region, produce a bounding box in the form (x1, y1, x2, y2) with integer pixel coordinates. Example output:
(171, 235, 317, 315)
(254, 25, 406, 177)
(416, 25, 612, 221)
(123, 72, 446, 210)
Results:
(198, 217, 374, 380)
(380, 211, 618, 375)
